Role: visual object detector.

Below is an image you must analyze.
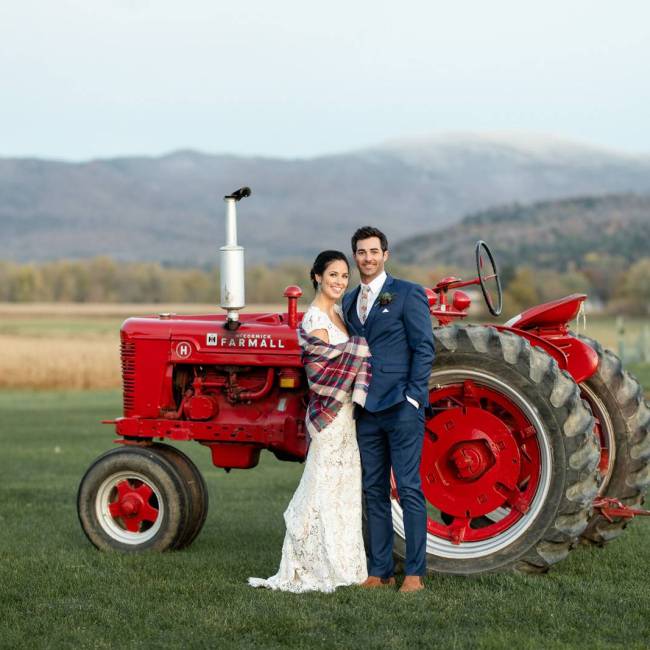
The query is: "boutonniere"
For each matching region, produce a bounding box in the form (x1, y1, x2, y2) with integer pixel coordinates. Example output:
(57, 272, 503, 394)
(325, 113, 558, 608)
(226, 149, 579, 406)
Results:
(378, 292, 395, 306)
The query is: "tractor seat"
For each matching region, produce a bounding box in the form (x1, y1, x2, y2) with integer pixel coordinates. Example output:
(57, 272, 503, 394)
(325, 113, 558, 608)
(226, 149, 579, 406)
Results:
(505, 294, 587, 330)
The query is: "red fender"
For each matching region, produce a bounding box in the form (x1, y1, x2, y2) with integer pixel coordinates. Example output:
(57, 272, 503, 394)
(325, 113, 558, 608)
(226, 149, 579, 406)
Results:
(495, 294, 598, 384)
(494, 326, 598, 384)
(505, 293, 586, 330)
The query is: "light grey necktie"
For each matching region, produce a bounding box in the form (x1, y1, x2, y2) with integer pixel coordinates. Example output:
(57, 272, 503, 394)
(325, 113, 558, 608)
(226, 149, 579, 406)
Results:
(359, 285, 371, 323)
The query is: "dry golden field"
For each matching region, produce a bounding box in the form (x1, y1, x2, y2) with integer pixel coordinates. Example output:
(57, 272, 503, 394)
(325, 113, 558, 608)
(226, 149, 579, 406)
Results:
(0, 303, 283, 389)
(0, 303, 647, 391)
(0, 335, 119, 389)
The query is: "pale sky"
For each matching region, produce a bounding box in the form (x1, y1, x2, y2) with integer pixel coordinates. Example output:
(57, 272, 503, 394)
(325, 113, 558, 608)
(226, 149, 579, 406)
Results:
(1, 0, 649, 161)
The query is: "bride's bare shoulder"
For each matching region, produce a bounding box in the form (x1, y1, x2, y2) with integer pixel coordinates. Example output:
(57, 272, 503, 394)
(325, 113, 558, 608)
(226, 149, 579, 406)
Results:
(302, 305, 329, 332)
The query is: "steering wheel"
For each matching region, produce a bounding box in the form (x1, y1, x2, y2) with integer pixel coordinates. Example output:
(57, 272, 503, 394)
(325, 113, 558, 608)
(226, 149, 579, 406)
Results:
(475, 240, 503, 316)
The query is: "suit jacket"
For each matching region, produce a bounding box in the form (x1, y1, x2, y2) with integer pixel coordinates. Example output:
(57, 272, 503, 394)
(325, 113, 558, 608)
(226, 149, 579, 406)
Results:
(342, 274, 435, 412)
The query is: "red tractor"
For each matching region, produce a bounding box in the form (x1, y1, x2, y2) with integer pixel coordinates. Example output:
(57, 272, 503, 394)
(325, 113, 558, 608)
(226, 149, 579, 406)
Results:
(77, 187, 650, 575)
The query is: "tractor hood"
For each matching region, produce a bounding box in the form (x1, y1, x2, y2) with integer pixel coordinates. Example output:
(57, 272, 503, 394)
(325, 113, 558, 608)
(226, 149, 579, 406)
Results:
(121, 311, 303, 367)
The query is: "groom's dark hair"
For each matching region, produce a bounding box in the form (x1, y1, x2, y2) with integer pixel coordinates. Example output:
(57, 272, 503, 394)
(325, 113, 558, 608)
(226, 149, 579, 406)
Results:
(351, 226, 388, 254)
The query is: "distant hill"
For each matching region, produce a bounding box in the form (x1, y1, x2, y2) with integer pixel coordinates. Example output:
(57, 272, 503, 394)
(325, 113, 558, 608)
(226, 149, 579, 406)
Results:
(2, 132, 650, 264)
(392, 194, 650, 271)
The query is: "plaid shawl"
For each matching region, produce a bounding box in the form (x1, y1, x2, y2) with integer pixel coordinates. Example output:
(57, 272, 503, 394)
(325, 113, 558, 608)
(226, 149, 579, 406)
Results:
(297, 326, 371, 439)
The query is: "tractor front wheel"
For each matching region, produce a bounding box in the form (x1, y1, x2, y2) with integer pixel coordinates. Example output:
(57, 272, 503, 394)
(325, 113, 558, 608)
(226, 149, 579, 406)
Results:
(150, 443, 209, 549)
(77, 447, 190, 552)
(390, 325, 600, 575)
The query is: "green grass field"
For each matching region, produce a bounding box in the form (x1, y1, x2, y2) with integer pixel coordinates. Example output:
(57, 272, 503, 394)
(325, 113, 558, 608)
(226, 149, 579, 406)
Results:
(1, 390, 650, 649)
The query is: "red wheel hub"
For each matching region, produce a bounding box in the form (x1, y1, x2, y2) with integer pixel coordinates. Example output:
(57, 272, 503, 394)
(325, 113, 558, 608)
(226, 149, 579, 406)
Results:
(423, 406, 522, 519)
(108, 479, 159, 533)
(449, 440, 494, 480)
(396, 380, 542, 544)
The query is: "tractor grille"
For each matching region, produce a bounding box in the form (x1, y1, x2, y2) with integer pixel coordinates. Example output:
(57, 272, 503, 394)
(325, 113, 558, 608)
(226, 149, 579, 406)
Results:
(120, 340, 136, 416)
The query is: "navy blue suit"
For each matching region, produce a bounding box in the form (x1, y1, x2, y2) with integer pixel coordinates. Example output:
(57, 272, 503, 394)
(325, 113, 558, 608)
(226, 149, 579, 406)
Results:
(343, 274, 435, 577)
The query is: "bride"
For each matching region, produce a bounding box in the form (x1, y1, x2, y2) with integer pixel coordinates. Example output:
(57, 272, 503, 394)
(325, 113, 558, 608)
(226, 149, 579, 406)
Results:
(248, 250, 370, 592)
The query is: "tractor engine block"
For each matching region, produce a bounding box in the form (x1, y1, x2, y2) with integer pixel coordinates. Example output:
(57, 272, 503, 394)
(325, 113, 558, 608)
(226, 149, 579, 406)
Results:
(116, 311, 308, 469)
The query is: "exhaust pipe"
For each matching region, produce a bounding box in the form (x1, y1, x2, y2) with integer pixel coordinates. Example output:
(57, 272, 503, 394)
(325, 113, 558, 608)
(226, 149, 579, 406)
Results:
(220, 187, 251, 330)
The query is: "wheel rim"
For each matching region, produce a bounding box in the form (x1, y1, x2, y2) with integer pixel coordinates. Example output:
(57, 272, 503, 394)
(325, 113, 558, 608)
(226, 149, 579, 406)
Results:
(391, 369, 552, 560)
(96, 471, 164, 544)
(580, 383, 616, 493)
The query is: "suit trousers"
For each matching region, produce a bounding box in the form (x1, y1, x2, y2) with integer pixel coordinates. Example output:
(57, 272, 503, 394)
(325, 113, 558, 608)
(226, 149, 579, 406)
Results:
(356, 401, 427, 577)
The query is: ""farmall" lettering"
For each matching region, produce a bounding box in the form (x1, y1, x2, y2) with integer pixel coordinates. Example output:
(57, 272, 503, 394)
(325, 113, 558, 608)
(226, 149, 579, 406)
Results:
(206, 332, 285, 349)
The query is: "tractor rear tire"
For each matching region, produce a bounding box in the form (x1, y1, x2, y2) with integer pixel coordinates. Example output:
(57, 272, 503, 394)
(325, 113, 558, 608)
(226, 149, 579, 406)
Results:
(78, 447, 191, 552)
(150, 443, 209, 549)
(390, 325, 600, 575)
(576, 334, 650, 545)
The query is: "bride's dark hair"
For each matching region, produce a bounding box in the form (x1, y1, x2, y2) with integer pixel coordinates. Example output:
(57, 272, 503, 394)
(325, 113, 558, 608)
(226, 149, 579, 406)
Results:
(310, 250, 349, 291)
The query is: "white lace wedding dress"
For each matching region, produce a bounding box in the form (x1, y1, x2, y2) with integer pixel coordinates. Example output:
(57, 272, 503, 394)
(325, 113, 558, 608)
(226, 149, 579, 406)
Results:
(248, 305, 368, 592)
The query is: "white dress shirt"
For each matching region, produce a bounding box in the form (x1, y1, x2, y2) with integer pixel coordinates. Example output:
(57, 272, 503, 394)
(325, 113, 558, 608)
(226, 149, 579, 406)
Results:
(356, 271, 419, 410)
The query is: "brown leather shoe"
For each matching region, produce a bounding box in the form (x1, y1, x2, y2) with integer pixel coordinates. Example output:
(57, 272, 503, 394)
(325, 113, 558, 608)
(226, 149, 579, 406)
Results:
(359, 576, 396, 588)
(398, 575, 425, 593)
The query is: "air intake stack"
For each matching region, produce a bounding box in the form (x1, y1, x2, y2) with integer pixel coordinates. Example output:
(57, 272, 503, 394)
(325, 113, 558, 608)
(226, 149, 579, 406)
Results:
(220, 187, 251, 330)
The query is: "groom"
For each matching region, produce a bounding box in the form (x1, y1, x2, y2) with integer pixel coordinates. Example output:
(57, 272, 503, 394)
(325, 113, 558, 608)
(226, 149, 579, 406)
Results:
(343, 226, 435, 593)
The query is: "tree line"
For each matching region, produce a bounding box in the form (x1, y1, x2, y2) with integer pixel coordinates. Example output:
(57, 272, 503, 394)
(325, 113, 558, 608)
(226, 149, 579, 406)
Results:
(0, 258, 305, 305)
(0, 256, 648, 316)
